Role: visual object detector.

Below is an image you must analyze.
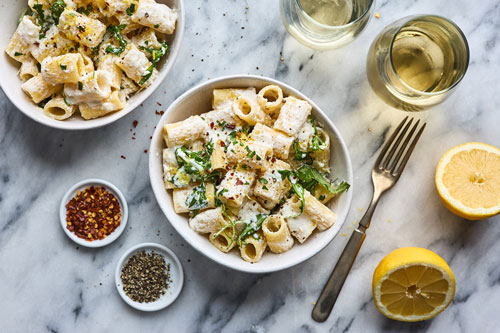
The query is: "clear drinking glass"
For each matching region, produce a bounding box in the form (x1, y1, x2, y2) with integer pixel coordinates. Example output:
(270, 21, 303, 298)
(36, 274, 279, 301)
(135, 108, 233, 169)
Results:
(366, 15, 469, 111)
(280, 0, 375, 50)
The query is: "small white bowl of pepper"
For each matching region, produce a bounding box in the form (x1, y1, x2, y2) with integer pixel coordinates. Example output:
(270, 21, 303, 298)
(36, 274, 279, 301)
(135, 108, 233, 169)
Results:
(115, 243, 184, 311)
(59, 179, 129, 247)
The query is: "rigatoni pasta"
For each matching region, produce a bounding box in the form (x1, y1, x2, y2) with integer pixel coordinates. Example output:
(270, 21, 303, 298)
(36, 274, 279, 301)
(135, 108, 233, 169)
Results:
(161, 85, 350, 263)
(6, 0, 177, 120)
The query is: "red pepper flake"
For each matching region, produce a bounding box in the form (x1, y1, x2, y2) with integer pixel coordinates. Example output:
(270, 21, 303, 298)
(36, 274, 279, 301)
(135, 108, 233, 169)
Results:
(236, 179, 243, 185)
(65, 186, 122, 241)
(144, 149, 148, 153)
(219, 141, 225, 147)
(210, 122, 214, 129)
(121, 155, 126, 159)
(157, 102, 162, 106)
(155, 110, 164, 115)
(226, 124, 235, 130)
(149, 136, 152, 140)
(132, 120, 139, 128)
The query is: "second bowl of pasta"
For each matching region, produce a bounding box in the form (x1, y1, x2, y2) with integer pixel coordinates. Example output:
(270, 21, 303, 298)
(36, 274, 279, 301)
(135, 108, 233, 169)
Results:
(149, 75, 353, 273)
(0, 0, 184, 130)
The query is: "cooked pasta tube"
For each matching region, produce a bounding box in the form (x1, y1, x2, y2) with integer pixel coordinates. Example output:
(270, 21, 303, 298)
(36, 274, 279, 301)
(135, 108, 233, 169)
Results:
(225, 141, 272, 171)
(254, 159, 291, 209)
(5, 16, 40, 63)
(21, 74, 62, 104)
(131, 0, 178, 34)
(97, 54, 122, 89)
(172, 183, 215, 214)
(19, 56, 39, 82)
(30, 26, 76, 63)
(249, 123, 294, 160)
(43, 95, 76, 120)
(218, 168, 256, 208)
(210, 144, 227, 170)
(212, 88, 256, 109)
(64, 70, 111, 104)
(232, 95, 270, 125)
(311, 127, 331, 173)
(273, 97, 312, 137)
(163, 115, 207, 148)
(281, 195, 316, 243)
(240, 232, 267, 263)
(312, 184, 337, 204)
(116, 44, 153, 84)
(162, 148, 177, 189)
(304, 191, 336, 231)
(41, 53, 85, 85)
(262, 215, 294, 253)
(257, 85, 284, 114)
(58, 9, 107, 48)
(189, 207, 223, 234)
(210, 218, 237, 253)
(79, 90, 126, 120)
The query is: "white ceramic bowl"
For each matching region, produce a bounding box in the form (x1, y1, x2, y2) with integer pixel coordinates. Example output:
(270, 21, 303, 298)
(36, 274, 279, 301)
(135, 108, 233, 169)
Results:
(149, 75, 353, 273)
(0, 0, 184, 130)
(115, 243, 184, 311)
(59, 179, 128, 247)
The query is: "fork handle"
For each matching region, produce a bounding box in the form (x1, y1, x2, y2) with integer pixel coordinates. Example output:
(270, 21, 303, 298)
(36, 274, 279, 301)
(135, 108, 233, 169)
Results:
(312, 228, 366, 322)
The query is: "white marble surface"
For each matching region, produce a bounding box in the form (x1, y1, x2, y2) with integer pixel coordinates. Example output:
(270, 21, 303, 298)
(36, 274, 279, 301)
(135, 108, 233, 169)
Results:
(1, 0, 500, 332)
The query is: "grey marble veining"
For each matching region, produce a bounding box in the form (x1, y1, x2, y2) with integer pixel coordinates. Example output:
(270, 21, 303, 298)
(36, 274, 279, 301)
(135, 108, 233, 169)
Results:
(1, 0, 500, 332)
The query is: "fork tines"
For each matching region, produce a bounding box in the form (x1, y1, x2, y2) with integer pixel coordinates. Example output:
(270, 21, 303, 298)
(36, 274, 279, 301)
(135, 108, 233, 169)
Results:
(374, 117, 426, 176)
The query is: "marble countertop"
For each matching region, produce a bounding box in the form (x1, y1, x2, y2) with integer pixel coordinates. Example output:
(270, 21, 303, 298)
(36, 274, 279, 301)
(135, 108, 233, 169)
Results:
(1, 0, 500, 332)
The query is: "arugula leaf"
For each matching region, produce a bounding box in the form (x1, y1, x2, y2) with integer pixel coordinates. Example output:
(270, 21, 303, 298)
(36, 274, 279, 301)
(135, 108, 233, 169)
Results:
(296, 164, 350, 195)
(32, 4, 47, 39)
(37, 96, 51, 108)
(309, 117, 327, 152)
(293, 140, 311, 161)
(290, 179, 305, 216)
(238, 214, 268, 246)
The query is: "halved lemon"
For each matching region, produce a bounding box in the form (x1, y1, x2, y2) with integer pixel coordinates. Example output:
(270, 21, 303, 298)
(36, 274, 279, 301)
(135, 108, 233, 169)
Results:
(372, 247, 455, 322)
(435, 142, 500, 220)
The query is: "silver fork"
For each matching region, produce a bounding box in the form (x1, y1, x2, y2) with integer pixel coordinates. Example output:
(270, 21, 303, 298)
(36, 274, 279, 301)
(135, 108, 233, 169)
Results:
(312, 116, 426, 323)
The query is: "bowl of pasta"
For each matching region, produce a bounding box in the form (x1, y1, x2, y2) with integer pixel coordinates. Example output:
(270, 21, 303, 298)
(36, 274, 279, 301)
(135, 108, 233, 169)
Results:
(149, 75, 353, 273)
(0, 0, 184, 130)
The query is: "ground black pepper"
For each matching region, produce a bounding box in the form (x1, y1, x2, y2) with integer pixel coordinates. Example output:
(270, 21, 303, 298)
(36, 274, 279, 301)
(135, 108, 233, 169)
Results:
(121, 251, 171, 303)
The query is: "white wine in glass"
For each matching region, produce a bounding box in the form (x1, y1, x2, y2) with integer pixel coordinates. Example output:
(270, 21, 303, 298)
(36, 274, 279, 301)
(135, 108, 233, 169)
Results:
(366, 15, 469, 111)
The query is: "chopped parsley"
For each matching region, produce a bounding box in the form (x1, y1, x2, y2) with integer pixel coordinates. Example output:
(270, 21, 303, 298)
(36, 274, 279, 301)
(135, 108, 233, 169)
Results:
(105, 24, 128, 56)
(49, 0, 66, 24)
(238, 214, 268, 246)
(139, 41, 168, 85)
(78, 81, 83, 90)
(126, 4, 136, 16)
(63, 94, 71, 106)
(77, 6, 91, 15)
(154, 24, 160, 28)
(258, 177, 268, 184)
(60, 64, 67, 71)
(37, 96, 51, 108)
(14, 52, 24, 57)
(36, 63, 41, 72)
(186, 183, 209, 215)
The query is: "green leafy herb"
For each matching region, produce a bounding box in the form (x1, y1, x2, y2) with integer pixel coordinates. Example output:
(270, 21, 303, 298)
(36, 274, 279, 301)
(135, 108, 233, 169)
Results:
(245, 146, 256, 158)
(105, 24, 128, 56)
(63, 94, 71, 106)
(60, 64, 67, 71)
(258, 177, 268, 185)
(126, 3, 136, 16)
(217, 188, 228, 197)
(33, 4, 47, 39)
(309, 117, 327, 152)
(238, 214, 268, 246)
(319, 195, 326, 201)
(78, 81, 83, 90)
(14, 52, 24, 57)
(36, 63, 41, 72)
(37, 96, 51, 108)
(293, 140, 311, 161)
(262, 185, 268, 190)
(296, 164, 350, 195)
(290, 179, 305, 216)
(186, 183, 208, 214)
(139, 41, 168, 85)
(77, 6, 91, 15)
(154, 23, 160, 28)
(212, 205, 238, 249)
(49, 0, 66, 24)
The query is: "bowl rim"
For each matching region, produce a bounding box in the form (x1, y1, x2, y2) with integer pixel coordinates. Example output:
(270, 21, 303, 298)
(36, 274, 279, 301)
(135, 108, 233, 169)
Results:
(148, 74, 353, 273)
(114, 242, 184, 311)
(0, 0, 185, 131)
(59, 178, 129, 247)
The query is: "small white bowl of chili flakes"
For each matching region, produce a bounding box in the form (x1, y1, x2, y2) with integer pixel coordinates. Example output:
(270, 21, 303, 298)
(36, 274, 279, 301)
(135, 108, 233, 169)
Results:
(60, 179, 128, 248)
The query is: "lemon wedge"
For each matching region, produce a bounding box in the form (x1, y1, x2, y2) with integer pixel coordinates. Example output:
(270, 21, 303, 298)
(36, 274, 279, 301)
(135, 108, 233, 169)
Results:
(372, 247, 455, 322)
(435, 142, 500, 220)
